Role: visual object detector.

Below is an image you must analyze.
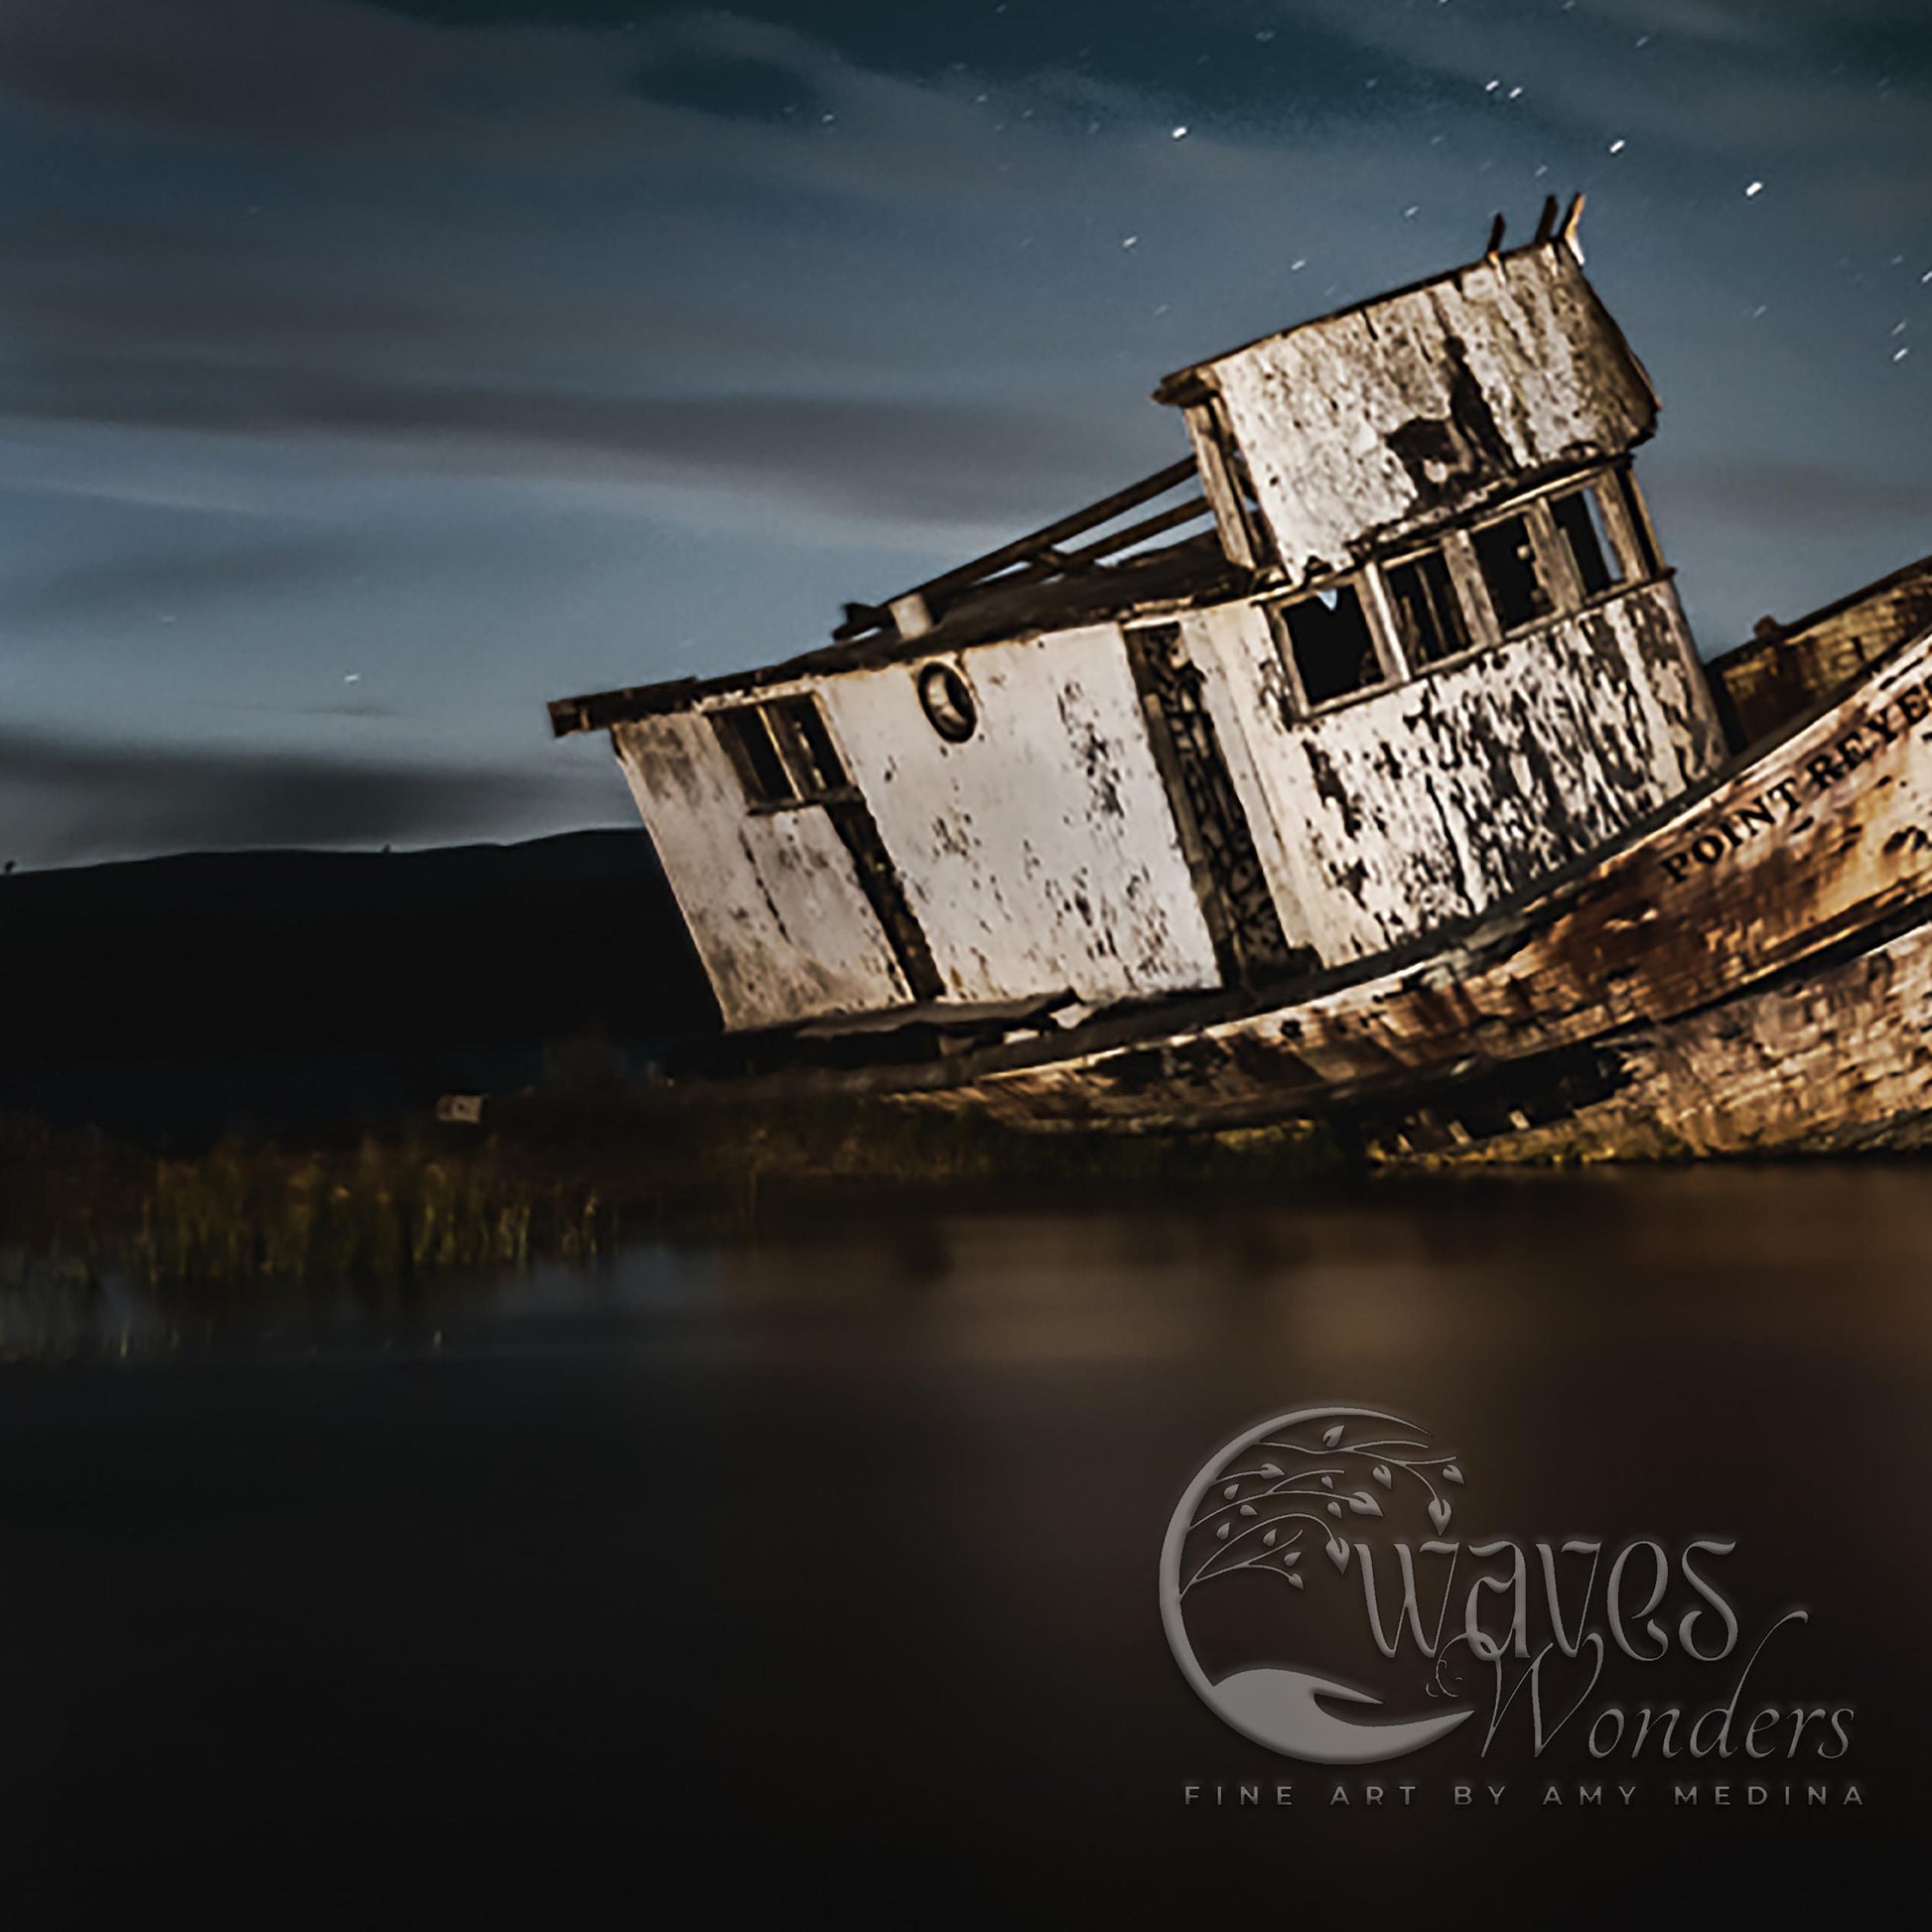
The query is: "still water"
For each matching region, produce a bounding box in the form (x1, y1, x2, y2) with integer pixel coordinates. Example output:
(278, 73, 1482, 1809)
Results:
(3, 1166, 1928, 1920)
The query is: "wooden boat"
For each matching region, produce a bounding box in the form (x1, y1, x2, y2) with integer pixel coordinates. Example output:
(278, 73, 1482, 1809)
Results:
(551, 202, 1932, 1161)
(868, 556, 1932, 1159)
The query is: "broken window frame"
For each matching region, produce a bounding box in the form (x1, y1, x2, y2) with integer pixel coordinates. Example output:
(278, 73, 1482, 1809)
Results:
(710, 705, 796, 807)
(1266, 570, 1404, 719)
(709, 693, 858, 813)
(1602, 463, 1664, 582)
(1545, 471, 1622, 599)
(1469, 507, 1562, 637)
(1377, 538, 1490, 674)
(1257, 462, 1668, 725)
(1449, 464, 1663, 644)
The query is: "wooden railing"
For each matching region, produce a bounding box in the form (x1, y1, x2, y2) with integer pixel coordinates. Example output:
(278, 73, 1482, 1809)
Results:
(832, 458, 1222, 643)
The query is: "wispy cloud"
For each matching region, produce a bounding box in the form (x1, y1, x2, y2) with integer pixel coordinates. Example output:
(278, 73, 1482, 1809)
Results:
(0, 0, 1926, 864)
(0, 724, 622, 868)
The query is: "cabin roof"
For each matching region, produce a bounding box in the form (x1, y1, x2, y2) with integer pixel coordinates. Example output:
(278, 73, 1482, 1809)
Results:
(549, 477, 1246, 738)
(550, 529, 1243, 737)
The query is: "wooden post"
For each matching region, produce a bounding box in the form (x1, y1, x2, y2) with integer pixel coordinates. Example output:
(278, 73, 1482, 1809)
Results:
(1443, 529, 1503, 654)
(1359, 563, 1412, 685)
(1183, 403, 1262, 572)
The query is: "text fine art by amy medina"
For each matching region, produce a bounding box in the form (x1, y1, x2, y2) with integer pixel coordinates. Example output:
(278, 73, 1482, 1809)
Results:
(1, 3, 1929, 1925)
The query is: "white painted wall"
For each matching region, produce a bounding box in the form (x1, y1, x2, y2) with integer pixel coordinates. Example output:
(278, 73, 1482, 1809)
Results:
(1181, 581, 1725, 964)
(612, 576, 1722, 1032)
(612, 712, 909, 1033)
(817, 625, 1223, 1009)
(1196, 248, 1655, 585)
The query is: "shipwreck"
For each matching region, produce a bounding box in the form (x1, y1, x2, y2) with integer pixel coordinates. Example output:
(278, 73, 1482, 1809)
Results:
(552, 199, 1932, 1160)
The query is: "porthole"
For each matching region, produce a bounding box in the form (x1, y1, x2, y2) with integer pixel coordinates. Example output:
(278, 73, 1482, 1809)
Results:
(916, 661, 978, 743)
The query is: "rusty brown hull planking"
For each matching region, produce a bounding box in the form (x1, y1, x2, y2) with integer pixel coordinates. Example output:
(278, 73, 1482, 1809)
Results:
(862, 608, 1932, 1159)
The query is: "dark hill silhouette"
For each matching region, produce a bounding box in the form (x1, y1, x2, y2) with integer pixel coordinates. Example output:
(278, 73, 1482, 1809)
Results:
(2, 831, 718, 1145)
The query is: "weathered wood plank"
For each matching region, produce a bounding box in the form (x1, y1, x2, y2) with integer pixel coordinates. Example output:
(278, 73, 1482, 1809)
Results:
(801, 625, 1225, 1013)
(1181, 402, 1262, 571)
(1707, 556, 1932, 748)
(1390, 910, 1932, 1162)
(611, 714, 912, 1032)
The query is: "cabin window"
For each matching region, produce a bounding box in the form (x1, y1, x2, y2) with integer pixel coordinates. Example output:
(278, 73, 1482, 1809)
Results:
(1613, 469, 1662, 578)
(712, 695, 851, 808)
(916, 662, 979, 743)
(1273, 582, 1386, 710)
(712, 706, 796, 806)
(769, 696, 850, 792)
(1471, 515, 1553, 633)
(1551, 483, 1625, 599)
(1384, 550, 1474, 669)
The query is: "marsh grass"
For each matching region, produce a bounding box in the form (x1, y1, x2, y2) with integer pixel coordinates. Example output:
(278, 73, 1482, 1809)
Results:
(0, 1093, 1341, 1288)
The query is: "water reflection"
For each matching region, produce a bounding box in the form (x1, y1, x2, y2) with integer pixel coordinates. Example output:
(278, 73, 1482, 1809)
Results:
(2, 1164, 1926, 1915)
(9, 1163, 1932, 1351)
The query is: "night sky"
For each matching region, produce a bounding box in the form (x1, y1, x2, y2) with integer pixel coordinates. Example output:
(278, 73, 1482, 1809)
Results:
(4, 0, 1927, 868)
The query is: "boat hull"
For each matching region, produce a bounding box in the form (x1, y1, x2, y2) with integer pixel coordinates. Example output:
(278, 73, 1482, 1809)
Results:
(1389, 905, 1932, 1161)
(864, 621, 1932, 1160)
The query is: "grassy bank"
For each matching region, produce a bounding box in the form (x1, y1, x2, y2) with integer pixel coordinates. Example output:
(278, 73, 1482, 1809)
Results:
(0, 1093, 1342, 1288)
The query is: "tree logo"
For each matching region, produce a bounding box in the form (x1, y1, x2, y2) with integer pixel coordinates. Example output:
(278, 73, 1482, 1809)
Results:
(1161, 1406, 1475, 1764)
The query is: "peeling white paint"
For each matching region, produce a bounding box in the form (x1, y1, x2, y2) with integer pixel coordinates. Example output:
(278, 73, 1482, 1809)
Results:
(1187, 582, 1724, 965)
(613, 713, 909, 1032)
(1172, 601, 1324, 951)
(611, 575, 1725, 1035)
(1188, 248, 1655, 584)
(817, 625, 1221, 1008)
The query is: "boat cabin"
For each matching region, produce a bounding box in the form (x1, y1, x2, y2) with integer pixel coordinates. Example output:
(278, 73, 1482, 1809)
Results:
(552, 205, 1727, 1038)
